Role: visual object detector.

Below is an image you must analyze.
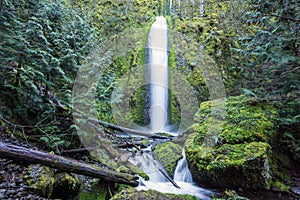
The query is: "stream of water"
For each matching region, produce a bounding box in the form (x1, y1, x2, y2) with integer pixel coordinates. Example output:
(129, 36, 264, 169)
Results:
(133, 16, 215, 199)
(129, 147, 214, 200)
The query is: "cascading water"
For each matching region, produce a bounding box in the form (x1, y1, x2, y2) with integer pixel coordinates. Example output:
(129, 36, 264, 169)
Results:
(200, 0, 204, 17)
(130, 147, 214, 200)
(131, 16, 215, 199)
(174, 149, 193, 183)
(148, 16, 169, 133)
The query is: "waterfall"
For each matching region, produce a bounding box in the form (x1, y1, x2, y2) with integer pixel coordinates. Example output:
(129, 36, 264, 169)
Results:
(148, 16, 169, 133)
(200, 0, 204, 17)
(131, 16, 215, 199)
(174, 149, 193, 183)
(131, 148, 214, 200)
(130, 150, 168, 183)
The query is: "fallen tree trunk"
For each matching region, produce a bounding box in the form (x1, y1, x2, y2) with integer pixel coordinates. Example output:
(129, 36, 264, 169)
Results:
(72, 108, 171, 139)
(61, 147, 97, 154)
(87, 118, 170, 139)
(0, 142, 139, 186)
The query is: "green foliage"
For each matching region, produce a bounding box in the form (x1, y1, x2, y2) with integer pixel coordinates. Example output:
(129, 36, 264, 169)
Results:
(0, 0, 97, 150)
(171, 0, 299, 139)
(281, 132, 300, 160)
(68, 0, 161, 36)
(235, 0, 300, 162)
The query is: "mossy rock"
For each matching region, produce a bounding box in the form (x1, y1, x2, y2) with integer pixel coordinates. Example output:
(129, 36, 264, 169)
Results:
(186, 142, 272, 189)
(52, 173, 81, 199)
(24, 164, 80, 199)
(152, 141, 182, 175)
(184, 95, 279, 189)
(213, 190, 250, 200)
(24, 164, 55, 198)
(77, 179, 110, 200)
(110, 188, 198, 200)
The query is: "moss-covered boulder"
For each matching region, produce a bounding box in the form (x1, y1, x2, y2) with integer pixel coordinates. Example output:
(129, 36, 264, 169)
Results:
(184, 95, 279, 190)
(24, 165, 55, 198)
(77, 179, 111, 200)
(110, 188, 198, 200)
(153, 141, 182, 175)
(52, 173, 81, 199)
(24, 164, 80, 199)
(214, 190, 250, 200)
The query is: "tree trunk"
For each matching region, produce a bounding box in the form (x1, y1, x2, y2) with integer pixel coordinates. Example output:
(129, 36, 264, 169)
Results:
(0, 142, 139, 186)
(88, 118, 170, 139)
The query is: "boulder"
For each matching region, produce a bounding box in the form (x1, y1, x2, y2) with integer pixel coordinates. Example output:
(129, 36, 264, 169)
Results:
(110, 188, 198, 200)
(153, 141, 182, 176)
(24, 164, 80, 199)
(184, 95, 279, 189)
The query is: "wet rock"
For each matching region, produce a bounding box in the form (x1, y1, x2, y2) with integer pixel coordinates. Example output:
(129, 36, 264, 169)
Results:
(0, 190, 5, 199)
(290, 187, 300, 196)
(76, 178, 110, 200)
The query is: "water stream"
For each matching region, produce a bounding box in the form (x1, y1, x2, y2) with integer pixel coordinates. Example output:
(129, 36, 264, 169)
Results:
(129, 147, 214, 200)
(174, 149, 193, 183)
(133, 16, 215, 199)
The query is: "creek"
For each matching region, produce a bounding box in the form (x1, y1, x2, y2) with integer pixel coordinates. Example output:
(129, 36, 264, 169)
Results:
(127, 16, 216, 199)
(129, 147, 215, 200)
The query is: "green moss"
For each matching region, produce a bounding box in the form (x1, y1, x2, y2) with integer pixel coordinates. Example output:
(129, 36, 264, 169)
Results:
(153, 142, 182, 175)
(213, 190, 249, 200)
(141, 139, 151, 148)
(271, 181, 290, 192)
(78, 180, 109, 200)
(24, 165, 55, 198)
(192, 95, 278, 145)
(79, 192, 107, 200)
(184, 95, 279, 189)
(52, 173, 81, 199)
(110, 188, 198, 200)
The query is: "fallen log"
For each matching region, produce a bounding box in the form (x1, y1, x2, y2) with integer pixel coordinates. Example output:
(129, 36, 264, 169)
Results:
(88, 118, 170, 139)
(60, 147, 97, 154)
(72, 108, 171, 139)
(157, 168, 180, 189)
(0, 142, 139, 186)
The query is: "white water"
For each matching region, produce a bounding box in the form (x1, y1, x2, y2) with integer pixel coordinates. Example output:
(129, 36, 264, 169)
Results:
(134, 16, 214, 199)
(130, 148, 214, 199)
(200, 0, 204, 17)
(148, 16, 169, 133)
(169, 0, 173, 12)
(174, 149, 193, 183)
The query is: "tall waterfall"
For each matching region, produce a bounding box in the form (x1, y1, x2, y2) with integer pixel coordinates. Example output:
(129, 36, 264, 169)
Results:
(147, 16, 169, 133)
(132, 16, 215, 199)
